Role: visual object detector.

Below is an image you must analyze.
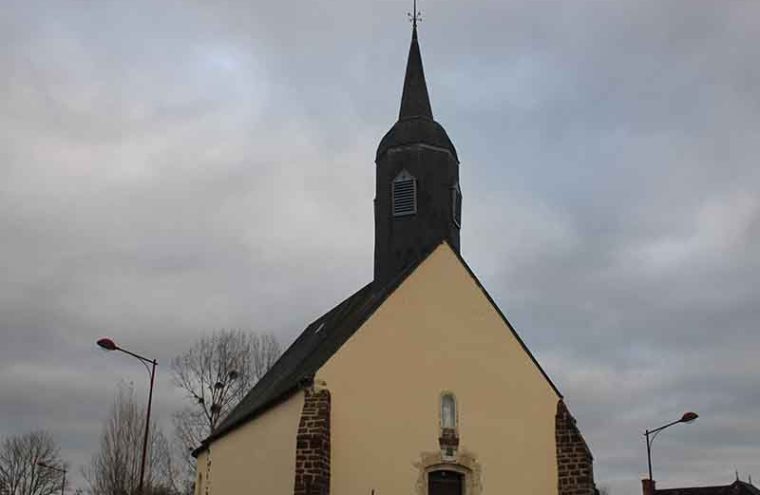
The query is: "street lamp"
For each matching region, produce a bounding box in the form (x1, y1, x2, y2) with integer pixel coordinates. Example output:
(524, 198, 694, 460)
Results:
(37, 461, 66, 495)
(645, 411, 699, 482)
(97, 337, 157, 495)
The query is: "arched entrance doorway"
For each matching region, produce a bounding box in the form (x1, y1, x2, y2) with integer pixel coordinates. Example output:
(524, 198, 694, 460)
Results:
(428, 470, 463, 495)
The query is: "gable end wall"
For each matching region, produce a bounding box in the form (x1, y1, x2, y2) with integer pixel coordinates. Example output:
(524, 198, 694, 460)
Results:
(318, 243, 564, 495)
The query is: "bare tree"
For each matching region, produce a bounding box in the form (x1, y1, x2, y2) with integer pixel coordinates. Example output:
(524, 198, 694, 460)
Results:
(172, 330, 280, 442)
(0, 430, 65, 495)
(83, 386, 177, 495)
(170, 330, 280, 478)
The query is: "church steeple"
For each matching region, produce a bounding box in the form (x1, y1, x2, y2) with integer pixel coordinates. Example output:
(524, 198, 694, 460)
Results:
(398, 26, 433, 120)
(373, 24, 461, 285)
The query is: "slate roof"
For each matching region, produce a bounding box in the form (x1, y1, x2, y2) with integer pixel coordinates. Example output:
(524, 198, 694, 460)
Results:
(201, 282, 373, 445)
(194, 243, 563, 456)
(376, 117, 458, 162)
(376, 25, 458, 162)
(657, 481, 760, 495)
(193, 255, 424, 455)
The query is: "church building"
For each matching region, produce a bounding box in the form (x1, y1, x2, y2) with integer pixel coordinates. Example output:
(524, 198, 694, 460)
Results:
(193, 22, 597, 495)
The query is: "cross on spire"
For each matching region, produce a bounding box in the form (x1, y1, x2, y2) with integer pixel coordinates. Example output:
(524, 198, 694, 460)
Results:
(399, 1, 432, 120)
(408, 0, 421, 28)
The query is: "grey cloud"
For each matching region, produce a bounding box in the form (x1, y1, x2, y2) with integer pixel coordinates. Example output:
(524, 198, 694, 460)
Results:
(2, 1, 759, 494)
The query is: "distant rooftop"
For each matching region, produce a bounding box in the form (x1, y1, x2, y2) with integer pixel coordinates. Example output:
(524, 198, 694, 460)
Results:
(656, 480, 760, 495)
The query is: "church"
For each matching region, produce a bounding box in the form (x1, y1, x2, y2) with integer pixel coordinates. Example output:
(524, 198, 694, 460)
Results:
(193, 21, 597, 495)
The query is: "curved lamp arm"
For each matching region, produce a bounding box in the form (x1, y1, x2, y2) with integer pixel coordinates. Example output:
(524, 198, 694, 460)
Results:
(645, 412, 699, 482)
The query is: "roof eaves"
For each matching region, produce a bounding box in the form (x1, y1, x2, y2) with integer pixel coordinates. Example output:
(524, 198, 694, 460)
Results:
(737, 481, 760, 495)
(192, 381, 306, 458)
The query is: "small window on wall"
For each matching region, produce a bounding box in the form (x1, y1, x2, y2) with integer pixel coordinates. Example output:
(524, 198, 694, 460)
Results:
(441, 393, 457, 429)
(392, 170, 417, 217)
(451, 183, 462, 228)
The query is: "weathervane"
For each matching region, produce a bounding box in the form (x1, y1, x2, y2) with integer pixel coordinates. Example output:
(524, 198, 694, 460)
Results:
(408, 0, 422, 27)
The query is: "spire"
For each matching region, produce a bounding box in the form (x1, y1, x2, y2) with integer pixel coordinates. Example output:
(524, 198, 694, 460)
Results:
(399, 25, 433, 120)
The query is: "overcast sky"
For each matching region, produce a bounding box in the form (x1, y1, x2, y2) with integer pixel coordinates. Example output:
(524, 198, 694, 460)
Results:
(1, 1, 759, 493)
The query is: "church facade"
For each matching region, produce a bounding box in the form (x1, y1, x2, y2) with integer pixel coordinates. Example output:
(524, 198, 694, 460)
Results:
(193, 24, 596, 495)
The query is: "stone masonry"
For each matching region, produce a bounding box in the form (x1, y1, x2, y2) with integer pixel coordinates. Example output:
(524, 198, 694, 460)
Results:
(556, 400, 597, 495)
(294, 388, 331, 495)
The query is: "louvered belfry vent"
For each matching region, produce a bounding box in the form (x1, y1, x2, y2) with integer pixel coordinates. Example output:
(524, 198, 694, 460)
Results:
(452, 182, 462, 228)
(392, 170, 417, 217)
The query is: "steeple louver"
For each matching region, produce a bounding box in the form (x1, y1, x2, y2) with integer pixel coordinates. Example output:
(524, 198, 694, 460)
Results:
(392, 170, 417, 217)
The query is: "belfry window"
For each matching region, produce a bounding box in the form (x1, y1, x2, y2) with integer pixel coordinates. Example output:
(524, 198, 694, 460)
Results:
(441, 393, 457, 429)
(451, 183, 462, 228)
(392, 170, 417, 217)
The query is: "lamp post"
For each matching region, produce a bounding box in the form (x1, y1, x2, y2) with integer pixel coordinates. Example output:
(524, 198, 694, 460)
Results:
(645, 411, 699, 482)
(97, 337, 157, 495)
(37, 461, 66, 495)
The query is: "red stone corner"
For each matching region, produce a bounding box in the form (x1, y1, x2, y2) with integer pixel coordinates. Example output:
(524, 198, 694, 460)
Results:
(556, 400, 597, 495)
(294, 388, 331, 495)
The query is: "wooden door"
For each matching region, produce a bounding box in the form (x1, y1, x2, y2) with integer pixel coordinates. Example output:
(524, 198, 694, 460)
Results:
(428, 470, 463, 495)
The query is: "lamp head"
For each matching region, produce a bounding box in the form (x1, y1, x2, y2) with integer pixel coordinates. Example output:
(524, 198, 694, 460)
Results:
(96, 338, 117, 351)
(680, 411, 699, 423)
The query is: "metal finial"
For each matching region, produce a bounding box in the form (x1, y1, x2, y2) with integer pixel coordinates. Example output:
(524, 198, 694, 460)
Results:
(407, 0, 422, 27)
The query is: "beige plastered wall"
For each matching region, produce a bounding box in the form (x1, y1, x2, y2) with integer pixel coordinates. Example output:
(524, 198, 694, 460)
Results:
(317, 243, 560, 495)
(194, 390, 304, 495)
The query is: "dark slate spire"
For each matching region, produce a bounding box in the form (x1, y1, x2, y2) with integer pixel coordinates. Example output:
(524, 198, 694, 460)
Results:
(399, 26, 433, 120)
